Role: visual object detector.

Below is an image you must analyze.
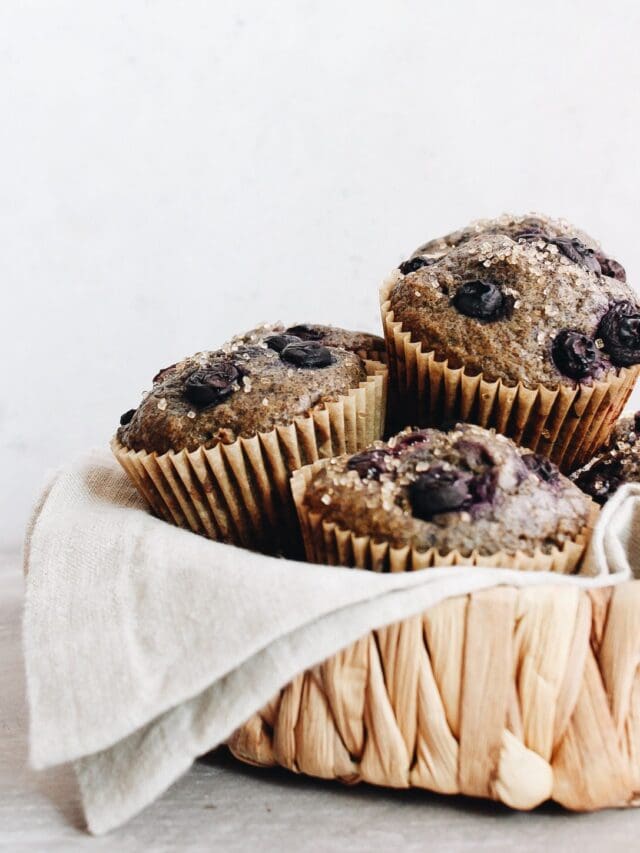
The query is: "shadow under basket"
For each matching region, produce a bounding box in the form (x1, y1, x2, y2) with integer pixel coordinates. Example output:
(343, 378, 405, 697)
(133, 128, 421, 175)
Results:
(380, 278, 640, 474)
(112, 359, 387, 558)
(229, 581, 640, 812)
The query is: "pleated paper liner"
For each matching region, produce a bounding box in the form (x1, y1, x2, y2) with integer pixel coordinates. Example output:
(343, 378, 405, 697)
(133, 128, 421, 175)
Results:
(228, 581, 640, 811)
(380, 276, 640, 474)
(111, 359, 388, 557)
(291, 461, 595, 574)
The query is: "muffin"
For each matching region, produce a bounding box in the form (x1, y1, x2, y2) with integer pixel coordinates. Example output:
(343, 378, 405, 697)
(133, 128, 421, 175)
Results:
(572, 411, 640, 504)
(112, 323, 387, 555)
(381, 213, 640, 472)
(232, 323, 386, 363)
(411, 213, 627, 282)
(293, 423, 593, 573)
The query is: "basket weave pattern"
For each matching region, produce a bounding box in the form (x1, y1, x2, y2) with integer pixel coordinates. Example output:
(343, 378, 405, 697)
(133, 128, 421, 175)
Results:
(229, 582, 640, 811)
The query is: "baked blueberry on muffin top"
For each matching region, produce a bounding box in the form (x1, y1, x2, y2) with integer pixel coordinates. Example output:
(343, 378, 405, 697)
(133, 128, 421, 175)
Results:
(303, 424, 591, 556)
(572, 412, 640, 505)
(233, 323, 385, 360)
(410, 213, 627, 281)
(390, 213, 640, 387)
(117, 323, 384, 454)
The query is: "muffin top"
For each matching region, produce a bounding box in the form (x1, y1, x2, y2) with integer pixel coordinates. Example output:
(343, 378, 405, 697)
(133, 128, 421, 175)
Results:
(412, 213, 626, 281)
(303, 423, 591, 556)
(232, 323, 385, 360)
(388, 213, 640, 388)
(117, 323, 383, 454)
(572, 412, 640, 505)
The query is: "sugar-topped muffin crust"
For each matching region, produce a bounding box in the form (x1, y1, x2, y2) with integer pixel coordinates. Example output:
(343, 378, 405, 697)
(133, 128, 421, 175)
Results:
(117, 323, 383, 454)
(389, 213, 639, 388)
(304, 423, 591, 556)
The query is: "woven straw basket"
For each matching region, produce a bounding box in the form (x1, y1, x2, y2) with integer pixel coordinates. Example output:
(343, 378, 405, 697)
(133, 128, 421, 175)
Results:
(229, 581, 640, 811)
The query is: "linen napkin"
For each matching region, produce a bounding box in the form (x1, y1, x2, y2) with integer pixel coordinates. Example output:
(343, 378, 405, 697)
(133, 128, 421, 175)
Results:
(23, 449, 639, 834)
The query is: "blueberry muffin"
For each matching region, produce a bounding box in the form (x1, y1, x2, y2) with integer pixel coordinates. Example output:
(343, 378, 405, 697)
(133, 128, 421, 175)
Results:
(410, 213, 627, 283)
(572, 412, 640, 505)
(381, 213, 640, 472)
(294, 424, 592, 572)
(113, 323, 387, 555)
(232, 322, 386, 363)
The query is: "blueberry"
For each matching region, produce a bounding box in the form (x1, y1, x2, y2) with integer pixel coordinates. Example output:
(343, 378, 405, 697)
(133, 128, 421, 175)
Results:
(515, 227, 547, 242)
(551, 237, 601, 274)
(184, 361, 242, 407)
(398, 257, 436, 275)
(595, 252, 626, 282)
(280, 341, 333, 368)
(391, 429, 432, 453)
(573, 457, 623, 505)
(635, 411, 640, 433)
(265, 333, 302, 353)
(596, 301, 640, 367)
(551, 330, 600, 379)
(469, 470, 498, 504)
(119, 408, 136, 426)
(285, 324, 323, 341)
(409, 466, 472, 519)
(346, 449, 390, 480)
(518, 231, 601, 274)
(452, 280, 505, 321)
(522, 452, 558, 482)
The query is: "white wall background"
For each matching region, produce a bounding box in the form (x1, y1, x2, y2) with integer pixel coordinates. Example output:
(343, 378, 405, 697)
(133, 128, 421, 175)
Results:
(2, 0, 640, 551)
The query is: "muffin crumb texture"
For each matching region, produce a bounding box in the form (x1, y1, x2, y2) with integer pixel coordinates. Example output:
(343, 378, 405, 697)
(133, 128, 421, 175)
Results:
(390, 213, 640, 388)
(118, 323, 383, 454)
(304, 423, 591, 556)
(572, 412, 640, 504)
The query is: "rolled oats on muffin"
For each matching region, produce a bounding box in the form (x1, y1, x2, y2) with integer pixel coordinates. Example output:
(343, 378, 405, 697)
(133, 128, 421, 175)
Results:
(113, 323, 387, 555)
(572, 411, 640, 505)
(381, 213, 640, 472)
(293, 423, 593, 573)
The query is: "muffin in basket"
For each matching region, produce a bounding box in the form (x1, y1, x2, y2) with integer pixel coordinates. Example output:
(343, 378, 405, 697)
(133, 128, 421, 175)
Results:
(381, 213, 640, 472)
(572, 411, 640, 505)
(112, 323, 387, 556)
(293, 423, 594, 572)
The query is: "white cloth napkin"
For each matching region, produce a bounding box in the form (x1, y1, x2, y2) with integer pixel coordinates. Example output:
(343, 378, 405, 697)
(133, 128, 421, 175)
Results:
(23, 449, 640, 834)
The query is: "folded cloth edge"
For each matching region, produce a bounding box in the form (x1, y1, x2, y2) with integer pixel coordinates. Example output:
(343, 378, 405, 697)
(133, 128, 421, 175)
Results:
(22, 451, 638, 834)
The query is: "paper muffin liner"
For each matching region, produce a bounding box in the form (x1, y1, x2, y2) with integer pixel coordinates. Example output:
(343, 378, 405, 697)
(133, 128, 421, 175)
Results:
(291, 461, 595, 575)
(380, 276, 640, 474)
(111, 359, 388, 557)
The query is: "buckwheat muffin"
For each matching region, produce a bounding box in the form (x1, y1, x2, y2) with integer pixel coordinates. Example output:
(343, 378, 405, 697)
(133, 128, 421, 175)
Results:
(572, 412, 640, 505)
(232, 323, 386, 363)
(113, 323, 387, 555)
(294, 424, 592, 572)
(381, 213, 640, 472)
(410, 213, 627, 283)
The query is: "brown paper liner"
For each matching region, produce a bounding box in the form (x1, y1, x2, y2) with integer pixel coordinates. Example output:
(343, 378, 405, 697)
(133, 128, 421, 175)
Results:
(291, 461, 595, 575)
(380, 276, 640, 474)
(111, 359, 388, 557)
